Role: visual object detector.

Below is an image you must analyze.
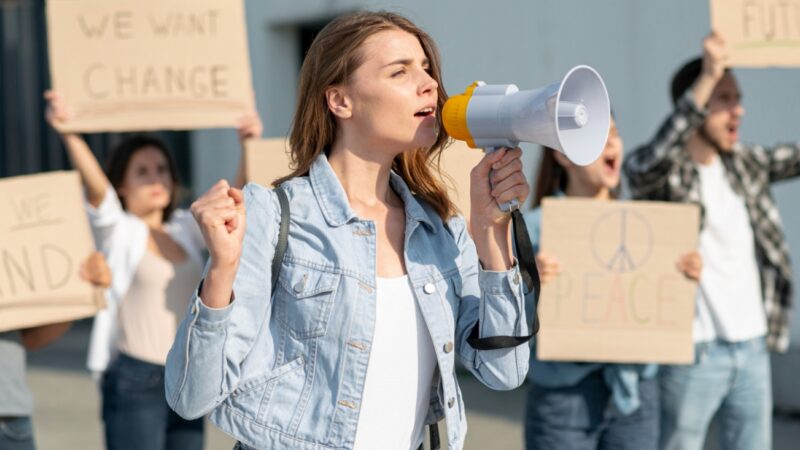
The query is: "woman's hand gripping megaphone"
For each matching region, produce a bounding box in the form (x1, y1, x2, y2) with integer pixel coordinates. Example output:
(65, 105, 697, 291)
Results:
(470, 147, 529, 221)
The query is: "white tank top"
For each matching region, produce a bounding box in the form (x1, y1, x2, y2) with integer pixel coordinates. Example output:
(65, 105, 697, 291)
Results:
(353, 276, 437, 450)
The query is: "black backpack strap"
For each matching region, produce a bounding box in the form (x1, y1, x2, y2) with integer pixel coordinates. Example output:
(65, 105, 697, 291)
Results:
(429, 422, 441, 450)
(271, 186, 290, 295)
(466, 209, 540, 350)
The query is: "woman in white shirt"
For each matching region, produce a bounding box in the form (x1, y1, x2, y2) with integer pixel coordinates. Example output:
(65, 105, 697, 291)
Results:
(45, 91, 261, 450)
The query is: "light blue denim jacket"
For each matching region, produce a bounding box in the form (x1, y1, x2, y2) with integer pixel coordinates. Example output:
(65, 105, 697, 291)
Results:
(165, 154, 530, 450)
(523, 203, 657, 415)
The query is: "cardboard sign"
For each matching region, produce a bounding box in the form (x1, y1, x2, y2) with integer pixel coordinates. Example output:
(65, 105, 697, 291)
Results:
(0, 172, 105, 332)
(438, 141, 486, 219)
(710, 0, 800, 67)
(245, 139, 486, 218)
(46, 0, 253, 132)
(244, 138, 293, 188)
(536, 198, 700, 364)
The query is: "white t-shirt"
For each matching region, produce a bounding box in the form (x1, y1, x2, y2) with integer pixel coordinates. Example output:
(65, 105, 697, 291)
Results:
(694, 155, 767, 343)
(353, 276, 437, 450)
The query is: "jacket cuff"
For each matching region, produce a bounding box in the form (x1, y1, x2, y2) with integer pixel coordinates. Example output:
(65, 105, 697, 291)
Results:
(191, 280, 234, 329)
(478, 263, 528, 337)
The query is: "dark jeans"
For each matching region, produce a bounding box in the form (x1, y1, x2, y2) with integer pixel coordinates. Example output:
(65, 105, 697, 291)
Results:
(102, 353, 204, 450)
(0, 417, 35, 450)
(524, 371, 659, 450)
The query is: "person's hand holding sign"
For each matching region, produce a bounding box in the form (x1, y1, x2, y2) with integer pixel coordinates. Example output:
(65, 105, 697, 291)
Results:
(535, 251, 563, 285)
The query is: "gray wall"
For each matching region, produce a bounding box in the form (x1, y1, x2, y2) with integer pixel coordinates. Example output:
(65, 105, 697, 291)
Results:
(191, 0, 800, 406)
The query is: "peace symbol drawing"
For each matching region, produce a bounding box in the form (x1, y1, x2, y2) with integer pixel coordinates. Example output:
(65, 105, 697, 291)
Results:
(590, 208, 654, 273)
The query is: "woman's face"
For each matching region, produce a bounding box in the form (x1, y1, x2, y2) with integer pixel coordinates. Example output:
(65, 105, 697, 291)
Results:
(338, 29, 439, 154)
(119, 146, 173, 217)
(565, 118, 624, 192)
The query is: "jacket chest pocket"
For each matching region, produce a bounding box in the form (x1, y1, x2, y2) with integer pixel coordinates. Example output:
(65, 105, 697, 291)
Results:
(275, 265, 340, 339)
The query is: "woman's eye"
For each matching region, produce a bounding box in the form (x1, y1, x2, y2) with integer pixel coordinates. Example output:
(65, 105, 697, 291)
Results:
(136, 167, 148, 177)
(391, 69, 406, 78)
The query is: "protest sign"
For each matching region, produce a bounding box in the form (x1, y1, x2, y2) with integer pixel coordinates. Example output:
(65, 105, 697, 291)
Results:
(244, 138, 292, 188)
(0, 172, 105, 332)
(710, 0, 800, 67)
(536, 198, 700, 364)
(47, 0, 253, 132)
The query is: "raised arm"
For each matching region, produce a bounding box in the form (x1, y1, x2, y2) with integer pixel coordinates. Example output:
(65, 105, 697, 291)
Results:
(469, 147, 529, 271)
(166, 182, 279, 418)
(623, 33, 727, 198)
(44, 90, 110, 207)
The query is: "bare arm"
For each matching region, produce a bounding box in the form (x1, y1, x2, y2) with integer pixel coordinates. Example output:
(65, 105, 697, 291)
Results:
(623, 32, 727, 199)
(20, 252, 111, 351)
(21, 322, 73, 351)
(44, 91, 110, 207)
(469, 147, 529, 271)
(692, 31, 729, 110)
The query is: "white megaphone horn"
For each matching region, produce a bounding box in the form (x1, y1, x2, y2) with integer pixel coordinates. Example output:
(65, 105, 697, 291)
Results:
(443, 65, 611, 211)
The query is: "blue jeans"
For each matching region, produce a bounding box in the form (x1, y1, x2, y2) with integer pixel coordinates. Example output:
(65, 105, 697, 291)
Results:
(524, 370, 659, 450)
(102, 353, 204, 450)
(0, 417, 35, 450)
(659, 337, 771, 450)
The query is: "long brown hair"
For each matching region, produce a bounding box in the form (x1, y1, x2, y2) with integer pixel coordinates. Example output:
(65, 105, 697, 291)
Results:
(532, 147, 568, 208)
(275, 11, 457, 220)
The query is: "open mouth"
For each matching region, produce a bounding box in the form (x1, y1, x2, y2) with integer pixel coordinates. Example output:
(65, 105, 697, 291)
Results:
(414, 107, 436, 118)
(603, 154, 619, 173)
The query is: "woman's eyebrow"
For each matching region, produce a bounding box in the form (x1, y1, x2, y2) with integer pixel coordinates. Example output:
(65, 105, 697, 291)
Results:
(381, 57, 430, 69)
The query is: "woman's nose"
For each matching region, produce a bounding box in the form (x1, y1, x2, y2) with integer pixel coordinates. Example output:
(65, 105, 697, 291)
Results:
(418, 71, 438, 96)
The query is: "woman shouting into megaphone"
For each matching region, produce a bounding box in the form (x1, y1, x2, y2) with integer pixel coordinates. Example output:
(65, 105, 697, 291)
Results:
(166, 11, 532, 450)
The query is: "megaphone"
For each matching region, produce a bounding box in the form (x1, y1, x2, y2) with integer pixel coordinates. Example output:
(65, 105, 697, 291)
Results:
(443, 65, 611, 211)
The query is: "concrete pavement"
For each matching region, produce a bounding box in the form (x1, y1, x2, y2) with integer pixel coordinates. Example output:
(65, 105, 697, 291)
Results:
(24, 321, 800, 449)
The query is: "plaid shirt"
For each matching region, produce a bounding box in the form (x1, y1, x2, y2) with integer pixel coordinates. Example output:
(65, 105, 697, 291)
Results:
(623, 92, 800, 352)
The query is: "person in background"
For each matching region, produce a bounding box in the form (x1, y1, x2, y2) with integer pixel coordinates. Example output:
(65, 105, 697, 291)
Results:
(45, 91, 262, 450)
(624, 32, 800, 450)
(0, 252, 111, 450)
(523, 117, 702, 450)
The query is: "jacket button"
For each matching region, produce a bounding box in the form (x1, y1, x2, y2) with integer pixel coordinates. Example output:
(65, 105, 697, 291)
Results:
(423, 283, 436, 294)
(443, 342, 454, 354)
(447, 397, 455, 408)
(294, 274, 308, 293)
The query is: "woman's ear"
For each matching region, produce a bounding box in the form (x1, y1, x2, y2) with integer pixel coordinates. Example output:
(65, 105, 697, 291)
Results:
(325, 86, 352, 119)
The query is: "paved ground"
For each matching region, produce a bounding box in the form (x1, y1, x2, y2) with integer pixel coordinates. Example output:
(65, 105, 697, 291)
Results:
(25, 321, 800, 449)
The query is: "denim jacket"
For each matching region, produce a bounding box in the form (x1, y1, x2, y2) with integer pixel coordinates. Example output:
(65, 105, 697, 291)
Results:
(165, 154, 530, 450)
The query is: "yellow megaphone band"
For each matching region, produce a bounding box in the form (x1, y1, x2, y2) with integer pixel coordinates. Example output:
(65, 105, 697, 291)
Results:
(442, 82, 479, 148)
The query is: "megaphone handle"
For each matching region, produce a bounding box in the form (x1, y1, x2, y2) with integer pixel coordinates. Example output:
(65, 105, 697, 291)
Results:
(485, 146, 520, 213)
